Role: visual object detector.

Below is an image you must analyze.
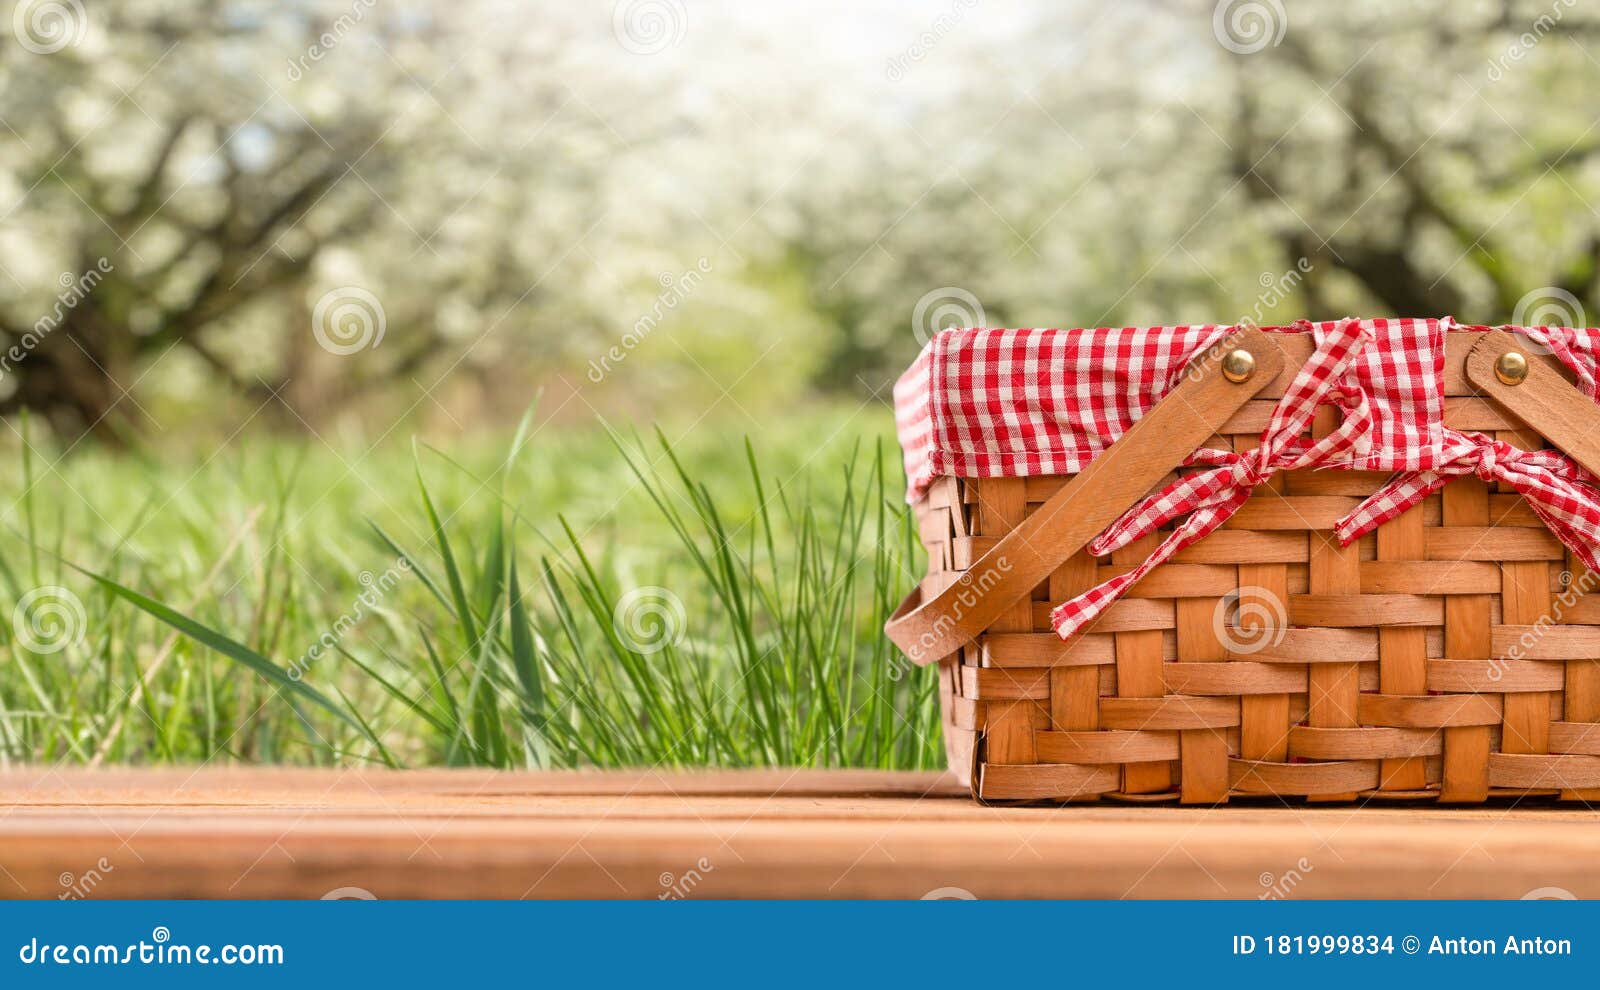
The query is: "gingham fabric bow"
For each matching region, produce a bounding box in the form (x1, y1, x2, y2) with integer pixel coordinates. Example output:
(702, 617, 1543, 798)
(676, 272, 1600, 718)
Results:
(1050, 319, 1375, 639)
(1334, 430, 1600, 574)
(1516, 326, 1600, 400)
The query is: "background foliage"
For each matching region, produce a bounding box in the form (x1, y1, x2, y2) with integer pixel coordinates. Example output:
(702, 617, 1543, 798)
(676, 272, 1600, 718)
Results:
(7, 1, 1600, 437)
(1, 0, 1596, 767)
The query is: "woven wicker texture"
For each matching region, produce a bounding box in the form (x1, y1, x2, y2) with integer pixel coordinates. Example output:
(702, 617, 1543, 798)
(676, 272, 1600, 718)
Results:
(918, 343, 1600, 804)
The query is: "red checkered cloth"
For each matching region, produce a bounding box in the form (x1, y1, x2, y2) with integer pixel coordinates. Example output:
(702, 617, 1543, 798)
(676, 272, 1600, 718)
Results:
(893, 317, 1600, 641)
(1336, 431, 1600, 575)
(895, 318, 1450, 504)
(1051, 319, 1372, 636)
(1507, 325, 1600, 399)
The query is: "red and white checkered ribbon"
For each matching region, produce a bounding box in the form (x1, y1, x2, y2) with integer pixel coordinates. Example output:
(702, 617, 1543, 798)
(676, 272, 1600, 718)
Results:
(1514, 326, 1600, 400)
(1334, 430, 1600, 575)
(1051, 319, 1374, 638)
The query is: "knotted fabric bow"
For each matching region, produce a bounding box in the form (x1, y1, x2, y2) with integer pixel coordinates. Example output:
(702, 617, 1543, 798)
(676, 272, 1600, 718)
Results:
(1334, 429, 1600, 574)
(1051, 318, 1375, 639)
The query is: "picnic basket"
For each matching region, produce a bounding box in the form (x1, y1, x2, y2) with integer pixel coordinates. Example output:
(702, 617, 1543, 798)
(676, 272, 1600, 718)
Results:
(887, 319, 1600, 803)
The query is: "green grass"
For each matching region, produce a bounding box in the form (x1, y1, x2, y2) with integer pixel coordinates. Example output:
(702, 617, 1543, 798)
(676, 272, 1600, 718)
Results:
(0, 407, 941, 770)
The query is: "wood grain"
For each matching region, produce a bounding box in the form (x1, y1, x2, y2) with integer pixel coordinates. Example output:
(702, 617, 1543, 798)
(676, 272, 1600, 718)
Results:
(1305, 407, 1363, 802)
(1377, 503, 1428, 790)
(6, 768, 1600, 899)
(978, 478, 1037, 764)
(1113, 535, 1172, 793)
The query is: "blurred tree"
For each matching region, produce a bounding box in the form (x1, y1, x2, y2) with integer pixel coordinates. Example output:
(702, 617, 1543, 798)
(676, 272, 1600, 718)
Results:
(0, 2, 404, 436)
(799, 1, 1600, 389)
(1215, 4, 1600, 324)
(7, 0, 1600, 438)
(0, 0, 651, 438)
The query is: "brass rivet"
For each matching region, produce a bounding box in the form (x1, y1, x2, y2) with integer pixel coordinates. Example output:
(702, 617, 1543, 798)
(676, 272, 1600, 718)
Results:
(1221, 348, 1255, 383)
(1495, 350, 1529, 386)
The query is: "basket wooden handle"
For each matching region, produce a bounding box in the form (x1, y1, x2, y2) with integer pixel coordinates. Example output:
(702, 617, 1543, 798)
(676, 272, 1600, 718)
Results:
(1466, 330, 1600, 479)
(885, 326, 1288, 665)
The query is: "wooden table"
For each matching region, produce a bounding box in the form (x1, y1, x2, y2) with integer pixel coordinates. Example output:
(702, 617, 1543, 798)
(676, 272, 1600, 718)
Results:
(2, 767, 1598, 899)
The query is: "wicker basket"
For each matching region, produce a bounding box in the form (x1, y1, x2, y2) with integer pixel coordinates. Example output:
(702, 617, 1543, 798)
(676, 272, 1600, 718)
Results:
(888, 323, 1600, 803)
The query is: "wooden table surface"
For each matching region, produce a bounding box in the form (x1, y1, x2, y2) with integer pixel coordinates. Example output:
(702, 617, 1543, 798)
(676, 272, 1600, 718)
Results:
(2, 767, 1597, 899)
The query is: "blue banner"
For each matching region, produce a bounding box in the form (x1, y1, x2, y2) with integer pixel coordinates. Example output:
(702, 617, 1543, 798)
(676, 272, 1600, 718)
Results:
(1, 900, 1589, 986)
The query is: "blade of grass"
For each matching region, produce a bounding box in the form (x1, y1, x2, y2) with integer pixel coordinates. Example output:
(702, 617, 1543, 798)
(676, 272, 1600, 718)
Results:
(73, 565, 364, 737)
